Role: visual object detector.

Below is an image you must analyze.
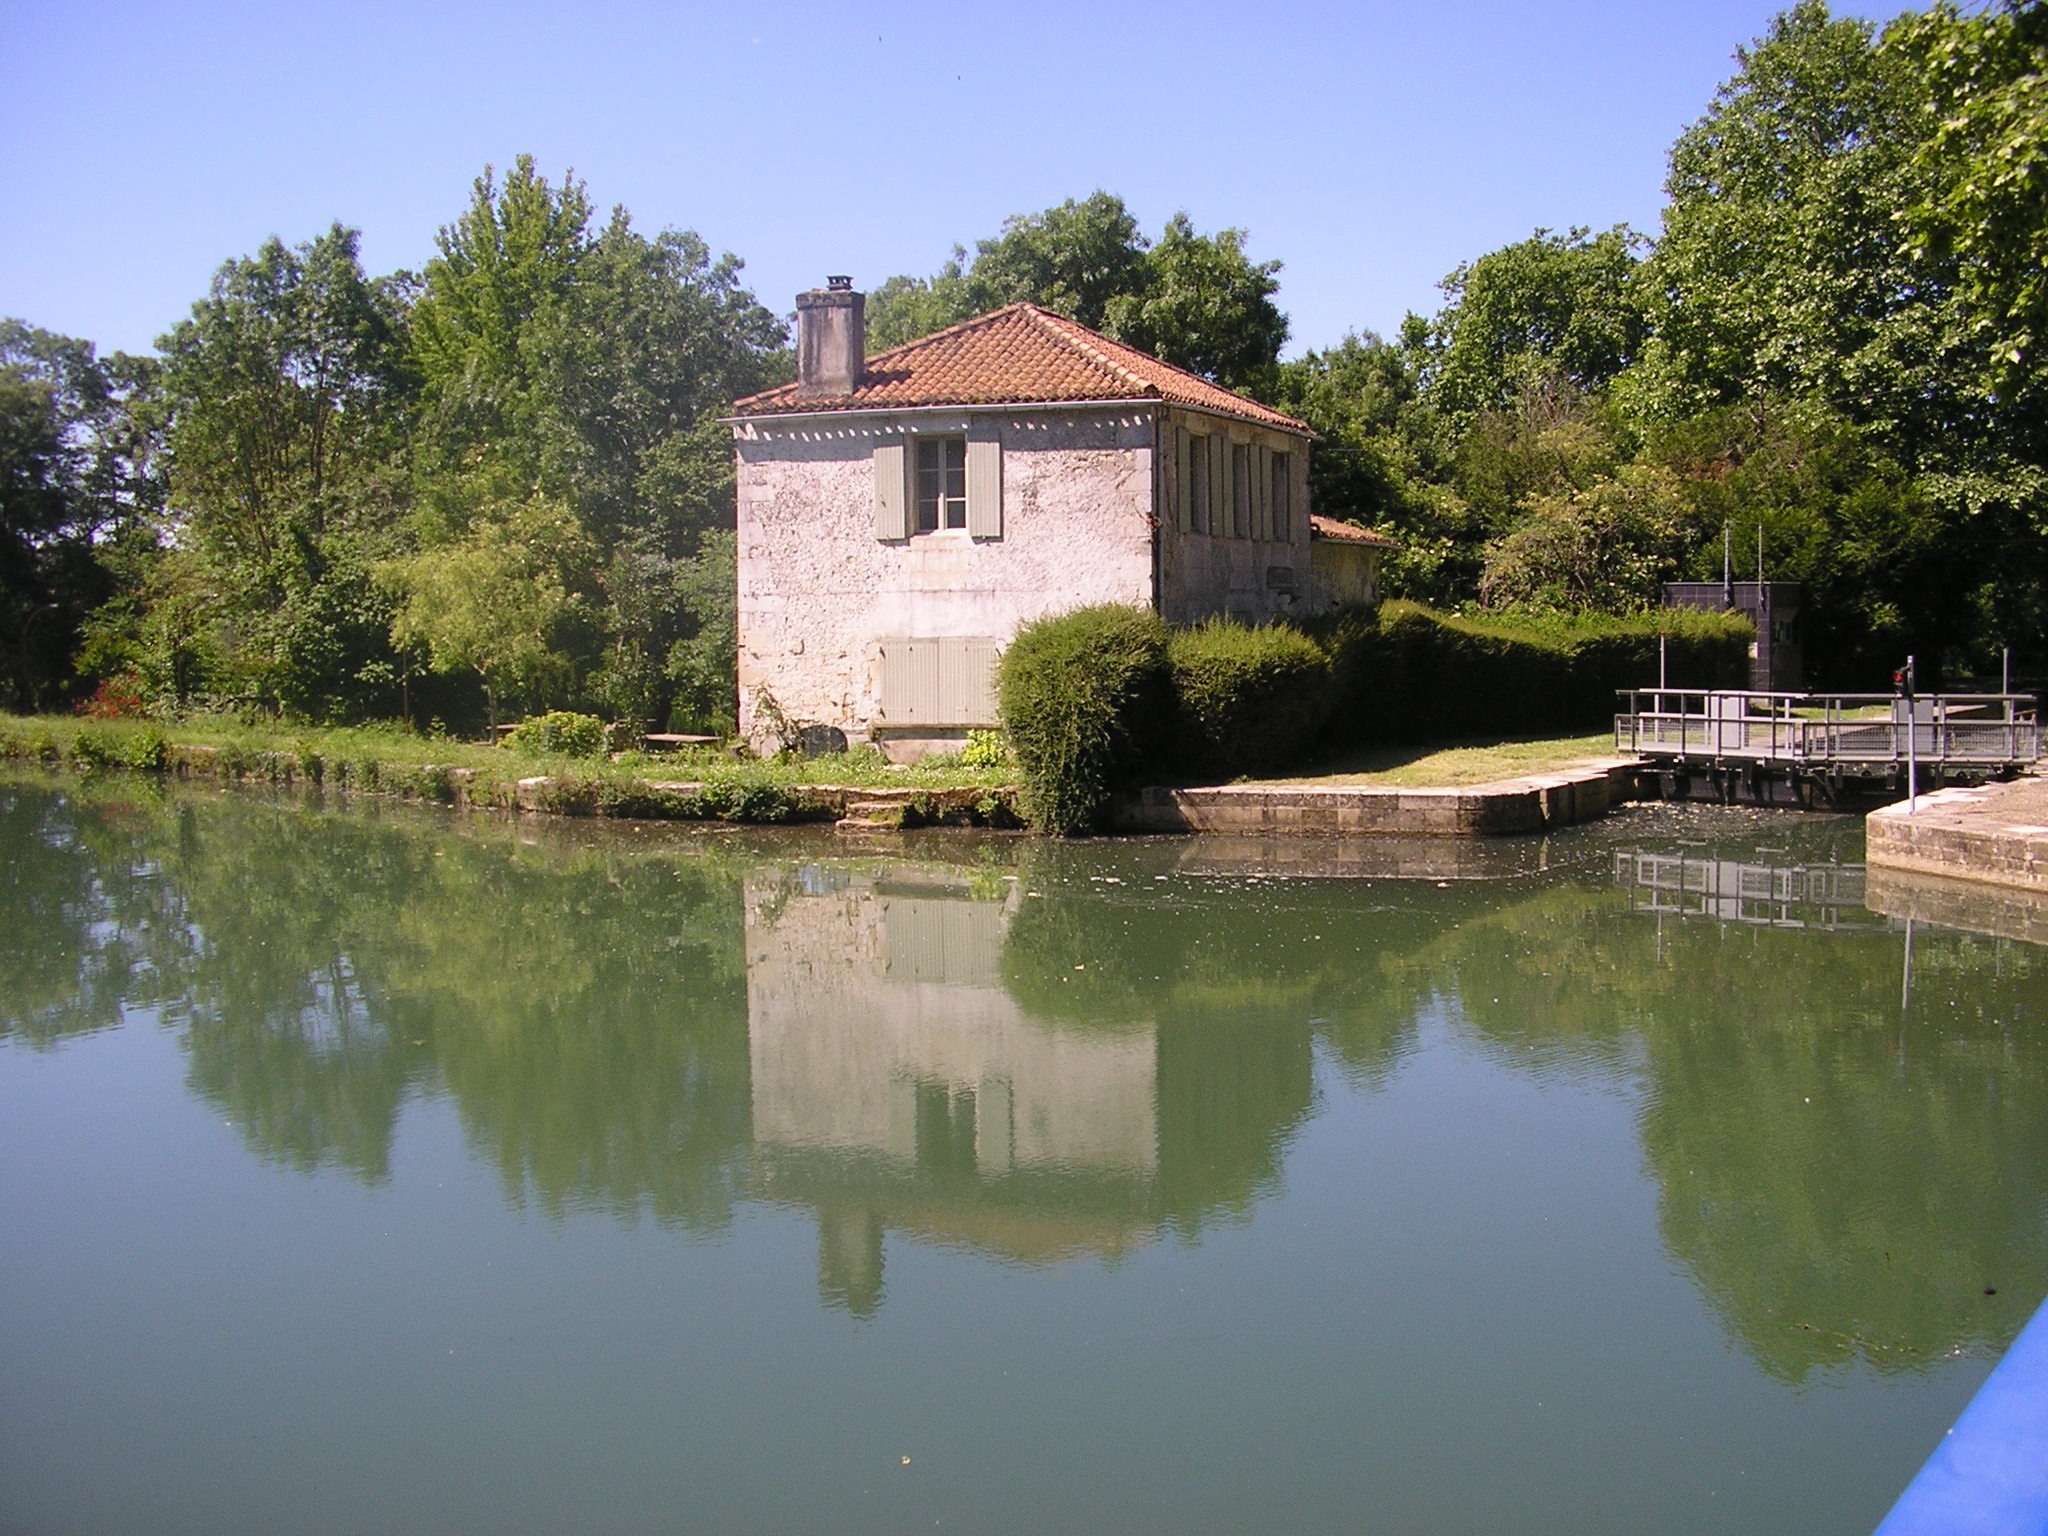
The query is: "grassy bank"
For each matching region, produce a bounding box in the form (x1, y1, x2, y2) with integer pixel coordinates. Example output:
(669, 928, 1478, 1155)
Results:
(0, 715, 1023, 828)
(1257, 732, 1622, 788)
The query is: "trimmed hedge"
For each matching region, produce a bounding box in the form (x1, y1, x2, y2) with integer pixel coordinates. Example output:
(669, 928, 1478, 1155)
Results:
(996, 604, 1170, 835)
(1309, 600, 1753, 748)
(1168, 619, 1333, 780)
(999, 600, 1754, 831)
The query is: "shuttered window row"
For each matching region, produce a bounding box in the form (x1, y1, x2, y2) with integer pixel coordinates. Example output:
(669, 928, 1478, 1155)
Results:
(1167, 424, 1295, 542)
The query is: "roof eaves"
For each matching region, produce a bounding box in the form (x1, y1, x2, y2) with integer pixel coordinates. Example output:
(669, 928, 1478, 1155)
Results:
(721, 396, 1170, 427)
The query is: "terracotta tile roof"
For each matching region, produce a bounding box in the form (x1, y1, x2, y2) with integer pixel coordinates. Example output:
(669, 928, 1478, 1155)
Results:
(732, 302, 1310, 434)
(1310, 514, 1397, 548)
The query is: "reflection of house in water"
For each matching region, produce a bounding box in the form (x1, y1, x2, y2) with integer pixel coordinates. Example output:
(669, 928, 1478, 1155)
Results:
(1616, 848, 1882, 931)
(744, 863, 1306, 1314)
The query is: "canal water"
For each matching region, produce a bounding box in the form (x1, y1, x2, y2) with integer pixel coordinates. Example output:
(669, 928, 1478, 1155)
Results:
(3, 777, 2043, 1535)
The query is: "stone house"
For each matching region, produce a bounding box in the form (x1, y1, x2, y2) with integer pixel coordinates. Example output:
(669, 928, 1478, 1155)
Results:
(728, 278, 1390, 758)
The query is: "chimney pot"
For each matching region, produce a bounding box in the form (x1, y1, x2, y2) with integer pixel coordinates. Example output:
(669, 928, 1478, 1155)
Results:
(796, 279, 864, 399)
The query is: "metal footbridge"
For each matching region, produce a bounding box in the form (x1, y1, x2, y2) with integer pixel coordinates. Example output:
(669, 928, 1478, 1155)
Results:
(1614, 689, 2040, 804)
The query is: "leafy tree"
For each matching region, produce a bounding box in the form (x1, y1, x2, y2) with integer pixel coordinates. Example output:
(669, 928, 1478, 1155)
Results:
(1271, 329, 1474, 603)
(1426, 225, 1645, 419)
(1896, 3, 2048, 389)
(1617, 1, 2048, 678)
(402, 156, 782, 726)
(386, 492, 592, 726)
(1624, 3, 1922, 430)
(865, 194, 1288, 392)
(151, 223, 415, 715)
(0, 322, 160, 709)
(1102, 213, 1287, 395)
(864, 259, 978, 350)
(409, 158, 593, 488)
(1478, 462, 1691, 612)
(965, 191, 1151, 330)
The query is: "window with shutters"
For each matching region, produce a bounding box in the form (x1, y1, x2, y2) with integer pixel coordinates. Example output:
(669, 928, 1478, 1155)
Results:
(1186, 431, 1209, 534)
(1270, 452, 1292, 542)
(1231, 442, 1252, 538)
(915, 437, 967, 532)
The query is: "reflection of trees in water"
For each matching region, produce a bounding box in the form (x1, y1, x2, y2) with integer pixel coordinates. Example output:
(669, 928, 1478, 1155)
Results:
(11, 780, 2048, 1351)
(0, 781, 190, 1047)
(0, 781, 754, 1218)
(1401, 881, 2048, 1381)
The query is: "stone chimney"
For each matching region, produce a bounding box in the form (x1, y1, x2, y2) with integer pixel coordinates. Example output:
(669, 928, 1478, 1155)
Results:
(795, 276, 864, 400)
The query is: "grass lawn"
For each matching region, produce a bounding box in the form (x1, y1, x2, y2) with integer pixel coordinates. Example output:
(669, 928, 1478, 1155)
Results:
(1252, 731, 1624, 788)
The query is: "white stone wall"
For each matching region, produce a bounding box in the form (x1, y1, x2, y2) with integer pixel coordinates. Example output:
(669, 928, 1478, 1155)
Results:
(1154, 406, 1314, 626)
(734, 407, 1158, 745)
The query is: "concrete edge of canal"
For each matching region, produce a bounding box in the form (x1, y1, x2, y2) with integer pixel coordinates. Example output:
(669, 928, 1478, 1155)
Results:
(1110, 759, 1640, 836)
(1866, 776, 2048, 895)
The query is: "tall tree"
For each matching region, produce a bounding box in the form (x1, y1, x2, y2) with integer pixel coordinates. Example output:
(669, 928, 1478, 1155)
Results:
(1622, 0, 2048, 678)
(865, 194, 1288, 393)
(1426, 225, 1645, 419)
(401, 156, 784, 728)
(1103, 214, 1287, 395)
(0, 322, 161, 709)
(152, 223, 415, 716)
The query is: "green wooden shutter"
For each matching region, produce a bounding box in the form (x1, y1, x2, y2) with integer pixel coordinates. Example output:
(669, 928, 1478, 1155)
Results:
(873, 440, 908, 540)
(1272, 451, 1292, 542)
(966, 427, 1002, 539)
(1245, 444, 1261, 540)
(1174, 426, 1192, 533)
(1204, 438, 1220, 540)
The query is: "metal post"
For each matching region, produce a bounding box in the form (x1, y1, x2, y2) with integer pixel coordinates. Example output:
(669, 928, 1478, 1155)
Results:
(1902, 917, 1914, 1016)
(1659, 634, 1667, 691)
(1906, 653, 1918, 812)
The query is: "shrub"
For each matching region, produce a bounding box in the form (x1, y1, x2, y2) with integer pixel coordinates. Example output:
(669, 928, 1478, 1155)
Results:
(1168, 619, 1333, 780)
(997, 604, 1170, 835)
(960, 729, 1015, 770)
(75, 674, 148, 720)
(503, 711, 606, 759)
(1310, 600, 1753, 748)
(65, 724, 169, 771)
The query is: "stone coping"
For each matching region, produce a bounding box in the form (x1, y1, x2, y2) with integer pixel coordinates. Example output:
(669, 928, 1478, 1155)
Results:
(1111, 760, 1639, 838)
(1866, 777, 2048, 894)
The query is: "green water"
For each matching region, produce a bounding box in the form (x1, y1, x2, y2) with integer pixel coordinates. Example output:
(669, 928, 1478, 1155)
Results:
(2, 778, 2044, 1535)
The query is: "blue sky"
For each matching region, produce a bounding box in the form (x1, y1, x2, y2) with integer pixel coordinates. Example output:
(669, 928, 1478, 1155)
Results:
(1, 0, 1889, 359)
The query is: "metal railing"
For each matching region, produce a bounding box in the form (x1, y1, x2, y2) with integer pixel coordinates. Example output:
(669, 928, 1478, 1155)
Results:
(1614, 689, 2040, 771)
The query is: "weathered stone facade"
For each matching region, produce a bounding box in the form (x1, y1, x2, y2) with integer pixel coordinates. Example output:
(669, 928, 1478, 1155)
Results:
(729, 292, 1323, 756)
(1154, 405, 1314, 626)
(735, 406, 1162, 752)
(735, 402, 1316, 753)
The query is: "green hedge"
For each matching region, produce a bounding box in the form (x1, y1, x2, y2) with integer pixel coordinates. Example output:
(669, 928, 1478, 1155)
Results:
(1168, 619, 1333, 780)
(998, 600, 1754, 831)
(996, 604, 1170, 835)
(1310, 601, 1753, 747)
